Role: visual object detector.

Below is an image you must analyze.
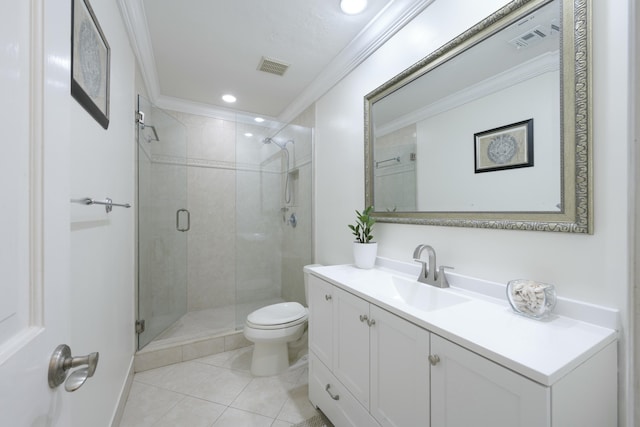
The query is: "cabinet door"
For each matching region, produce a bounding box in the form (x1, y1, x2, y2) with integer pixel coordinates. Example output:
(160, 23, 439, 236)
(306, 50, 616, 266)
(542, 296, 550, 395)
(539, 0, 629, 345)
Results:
(308, 275, 334, 368)
(430, 335, 550, 427)
(370, 305, 430, 427)
(333, 287, 371, 408)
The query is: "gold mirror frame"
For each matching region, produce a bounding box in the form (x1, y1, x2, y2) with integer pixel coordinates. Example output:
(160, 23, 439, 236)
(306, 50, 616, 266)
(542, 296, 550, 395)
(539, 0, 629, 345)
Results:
(364, 0, 592, 233)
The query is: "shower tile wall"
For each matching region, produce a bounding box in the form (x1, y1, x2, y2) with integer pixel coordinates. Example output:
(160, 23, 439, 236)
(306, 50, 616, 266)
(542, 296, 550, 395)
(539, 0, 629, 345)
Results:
(187, 166, 236, 310)
(374, 124, 417, 212)
(142, 106, 314, 342)
(235, 164, 282, 306)
(168, 112, 239, 316)
(279, 106, 314, 305)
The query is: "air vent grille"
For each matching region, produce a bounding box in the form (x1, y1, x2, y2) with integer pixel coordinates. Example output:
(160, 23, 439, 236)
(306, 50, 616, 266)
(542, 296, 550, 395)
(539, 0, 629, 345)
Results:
(508, 20, 559, 49)
(257, 57, 289, 76)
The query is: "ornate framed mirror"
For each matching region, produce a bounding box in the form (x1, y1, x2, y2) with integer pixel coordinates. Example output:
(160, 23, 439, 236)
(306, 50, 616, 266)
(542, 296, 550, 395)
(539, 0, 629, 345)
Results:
(364, 0, 592, 233)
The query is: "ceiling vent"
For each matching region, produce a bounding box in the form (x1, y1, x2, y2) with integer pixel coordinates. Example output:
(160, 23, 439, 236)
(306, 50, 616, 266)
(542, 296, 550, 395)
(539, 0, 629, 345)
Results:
(257, 57, 290, 76)
(509, 21, 559, 49)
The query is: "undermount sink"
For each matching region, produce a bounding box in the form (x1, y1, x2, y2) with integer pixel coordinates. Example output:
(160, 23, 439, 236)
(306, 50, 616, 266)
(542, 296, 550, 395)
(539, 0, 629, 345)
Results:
(370, 275, 469, 312)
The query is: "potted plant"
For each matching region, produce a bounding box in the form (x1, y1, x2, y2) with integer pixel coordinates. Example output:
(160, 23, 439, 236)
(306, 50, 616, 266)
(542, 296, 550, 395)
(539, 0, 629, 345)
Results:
(348, 206, 377, 269)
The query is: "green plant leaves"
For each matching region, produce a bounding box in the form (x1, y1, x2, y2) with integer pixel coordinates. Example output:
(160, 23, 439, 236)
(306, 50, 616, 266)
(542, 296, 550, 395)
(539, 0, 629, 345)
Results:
(349, 206, 375, 243)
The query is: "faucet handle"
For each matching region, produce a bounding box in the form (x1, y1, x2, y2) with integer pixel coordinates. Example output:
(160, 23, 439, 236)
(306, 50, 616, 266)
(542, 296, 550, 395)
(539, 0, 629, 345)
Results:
(413, 258, 428, 284)
(437, 266, 454, 288)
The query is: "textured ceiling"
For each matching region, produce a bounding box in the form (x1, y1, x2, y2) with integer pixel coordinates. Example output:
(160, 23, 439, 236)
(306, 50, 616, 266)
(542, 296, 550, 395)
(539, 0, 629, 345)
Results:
(138, 0, 394, 119)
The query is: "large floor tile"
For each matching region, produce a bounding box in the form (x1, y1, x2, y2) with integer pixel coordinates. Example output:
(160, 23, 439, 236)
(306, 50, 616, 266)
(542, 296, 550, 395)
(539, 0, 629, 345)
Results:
(119, 382, 184, 427)
(187, 365, 254, 405)
(276, 384, 319, 425)
(230, 376, 295, 418)
(154, 396, 226, 427)
(212, 407, 274, 427)
(120, 345, 323, 427)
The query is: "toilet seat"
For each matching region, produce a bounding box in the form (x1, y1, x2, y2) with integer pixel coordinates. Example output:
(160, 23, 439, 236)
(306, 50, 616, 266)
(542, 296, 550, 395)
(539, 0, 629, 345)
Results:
(246, 302, 308, 330)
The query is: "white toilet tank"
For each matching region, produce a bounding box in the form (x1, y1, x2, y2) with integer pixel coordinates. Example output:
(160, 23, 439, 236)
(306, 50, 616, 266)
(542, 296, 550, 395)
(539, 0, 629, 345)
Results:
(303, 264, 322, 305)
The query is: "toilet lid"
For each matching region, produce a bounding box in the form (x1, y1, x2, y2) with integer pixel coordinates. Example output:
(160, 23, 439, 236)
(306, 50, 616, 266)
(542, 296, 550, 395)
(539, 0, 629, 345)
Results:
(247, 302, 307, 326)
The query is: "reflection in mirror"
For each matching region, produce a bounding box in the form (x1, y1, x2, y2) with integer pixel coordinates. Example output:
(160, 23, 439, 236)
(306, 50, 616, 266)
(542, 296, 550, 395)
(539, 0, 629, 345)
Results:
(364, 0, 592, 233)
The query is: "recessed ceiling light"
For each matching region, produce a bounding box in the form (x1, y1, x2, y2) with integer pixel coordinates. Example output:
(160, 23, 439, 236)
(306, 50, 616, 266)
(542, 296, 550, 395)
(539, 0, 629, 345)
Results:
(244, 133, 253, 137)
(254, 117, 265, 123)
(340, 0, 367, 15)
(222, 94, 236, 103)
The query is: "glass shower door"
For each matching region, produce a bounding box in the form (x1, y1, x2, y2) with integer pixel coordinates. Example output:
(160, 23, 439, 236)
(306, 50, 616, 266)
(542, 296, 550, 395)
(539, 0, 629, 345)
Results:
(137, 95, 189, 349)
(234, 122, 313, 329)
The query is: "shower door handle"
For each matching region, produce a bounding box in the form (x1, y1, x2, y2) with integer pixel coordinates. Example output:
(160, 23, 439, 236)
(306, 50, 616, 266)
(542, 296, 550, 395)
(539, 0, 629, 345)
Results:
(176, 209, 190, 232)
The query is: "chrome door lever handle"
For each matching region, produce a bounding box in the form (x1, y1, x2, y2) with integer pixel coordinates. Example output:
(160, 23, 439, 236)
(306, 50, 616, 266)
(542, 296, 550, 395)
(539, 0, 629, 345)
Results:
(48, 344, 99, 392)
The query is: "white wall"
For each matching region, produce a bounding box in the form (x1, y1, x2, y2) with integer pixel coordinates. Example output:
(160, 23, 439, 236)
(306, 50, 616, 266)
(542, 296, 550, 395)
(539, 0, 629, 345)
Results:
(315, 0, 634, 424)
(69, 0, 136, 425)
(417, 72, 560, 211)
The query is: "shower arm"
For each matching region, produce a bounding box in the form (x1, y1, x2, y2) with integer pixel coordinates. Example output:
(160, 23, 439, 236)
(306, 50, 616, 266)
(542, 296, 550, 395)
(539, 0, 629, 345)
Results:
(143, 124, 160, 142)
(136, 111, 160, 142)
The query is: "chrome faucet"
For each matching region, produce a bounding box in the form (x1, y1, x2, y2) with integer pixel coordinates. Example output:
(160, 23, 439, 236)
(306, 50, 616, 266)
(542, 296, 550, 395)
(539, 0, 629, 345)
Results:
(413, 244, 452, 288)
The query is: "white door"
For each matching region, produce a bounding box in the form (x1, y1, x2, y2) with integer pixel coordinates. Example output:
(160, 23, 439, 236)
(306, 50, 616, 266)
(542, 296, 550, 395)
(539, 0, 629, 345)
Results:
(0, 1, 72, 425)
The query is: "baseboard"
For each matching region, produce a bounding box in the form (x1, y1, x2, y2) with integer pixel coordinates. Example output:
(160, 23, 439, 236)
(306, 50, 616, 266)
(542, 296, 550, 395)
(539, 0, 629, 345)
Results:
(110, 356, 135, 427)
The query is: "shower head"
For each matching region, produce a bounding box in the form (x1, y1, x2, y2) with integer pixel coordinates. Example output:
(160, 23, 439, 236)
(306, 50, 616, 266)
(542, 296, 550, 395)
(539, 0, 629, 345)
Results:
(262, 137, 294, 150)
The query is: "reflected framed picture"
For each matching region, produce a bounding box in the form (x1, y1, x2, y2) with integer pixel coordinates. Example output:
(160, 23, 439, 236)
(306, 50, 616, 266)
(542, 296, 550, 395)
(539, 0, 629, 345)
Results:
(71, 0, 110, 129)
(474, 119, 533, 173)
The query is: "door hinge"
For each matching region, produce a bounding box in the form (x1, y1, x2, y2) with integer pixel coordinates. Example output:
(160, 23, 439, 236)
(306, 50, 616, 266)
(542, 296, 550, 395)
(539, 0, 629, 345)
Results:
(135, 319, 145, 334)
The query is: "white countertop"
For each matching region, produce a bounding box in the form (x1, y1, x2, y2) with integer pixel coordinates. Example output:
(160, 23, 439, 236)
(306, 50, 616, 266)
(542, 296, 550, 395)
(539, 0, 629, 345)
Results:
(307, 260, 618, 386)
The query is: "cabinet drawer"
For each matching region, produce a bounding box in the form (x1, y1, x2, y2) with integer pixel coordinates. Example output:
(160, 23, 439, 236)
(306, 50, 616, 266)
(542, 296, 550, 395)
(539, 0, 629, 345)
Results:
(309, 352, 380, 427)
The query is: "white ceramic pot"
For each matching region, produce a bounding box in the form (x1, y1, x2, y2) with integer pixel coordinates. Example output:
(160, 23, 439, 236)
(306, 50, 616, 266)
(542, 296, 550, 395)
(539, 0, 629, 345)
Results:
(353, 242, 378, 269)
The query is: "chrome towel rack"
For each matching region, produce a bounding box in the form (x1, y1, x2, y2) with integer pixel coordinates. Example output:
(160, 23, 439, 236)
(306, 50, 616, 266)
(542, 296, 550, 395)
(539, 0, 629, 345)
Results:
(71, 197, 131, 213)
(375, 156, 400, 168)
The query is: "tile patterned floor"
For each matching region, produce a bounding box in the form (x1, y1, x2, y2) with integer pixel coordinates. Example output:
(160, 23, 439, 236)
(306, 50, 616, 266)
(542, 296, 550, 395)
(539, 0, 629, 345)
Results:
(119, 346, 319, 426)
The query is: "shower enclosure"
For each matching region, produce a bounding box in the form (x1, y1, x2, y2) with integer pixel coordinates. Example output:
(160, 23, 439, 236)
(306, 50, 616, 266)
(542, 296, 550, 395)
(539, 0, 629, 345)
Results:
(136, 95, 313, 351)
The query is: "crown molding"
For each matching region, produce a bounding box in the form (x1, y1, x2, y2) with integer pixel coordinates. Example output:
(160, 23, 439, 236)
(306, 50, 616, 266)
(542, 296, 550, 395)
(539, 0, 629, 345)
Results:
(154, 94, 281, 129)
(117, 0, 160, 102)
(278, 0, 436, 123)
(118, 0, 435, 125)
(376, 51, 560, 136)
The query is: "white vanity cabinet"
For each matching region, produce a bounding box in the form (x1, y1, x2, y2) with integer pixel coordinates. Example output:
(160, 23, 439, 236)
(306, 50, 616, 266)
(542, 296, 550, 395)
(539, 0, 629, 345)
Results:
(430, 334, 549, 427)
(308, 268, 618, 427)
(369, 304, 430, 426)
(332, 286, 370, 407)
(308, 275, 334, 368)
(428, 333, 617, 427)
(308, 275, 430, 427)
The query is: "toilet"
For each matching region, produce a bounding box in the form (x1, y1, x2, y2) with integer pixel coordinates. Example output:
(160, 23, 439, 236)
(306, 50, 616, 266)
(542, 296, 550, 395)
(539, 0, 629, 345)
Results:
(243, 264, 321, 376)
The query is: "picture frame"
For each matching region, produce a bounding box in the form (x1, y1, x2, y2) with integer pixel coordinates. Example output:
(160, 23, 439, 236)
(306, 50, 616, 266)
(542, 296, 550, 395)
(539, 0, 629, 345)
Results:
(474, 119, 533, 173)
(71, 0, 110, 129)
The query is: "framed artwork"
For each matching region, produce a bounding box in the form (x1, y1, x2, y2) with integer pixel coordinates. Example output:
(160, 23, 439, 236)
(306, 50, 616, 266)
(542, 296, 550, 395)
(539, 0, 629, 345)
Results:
(71, 0, 110, 129)
(474, 119, 533, 173)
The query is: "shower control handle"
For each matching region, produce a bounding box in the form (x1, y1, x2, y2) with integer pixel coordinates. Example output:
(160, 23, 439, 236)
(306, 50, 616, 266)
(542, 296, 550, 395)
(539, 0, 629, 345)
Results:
(176, 209, 190, 232)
